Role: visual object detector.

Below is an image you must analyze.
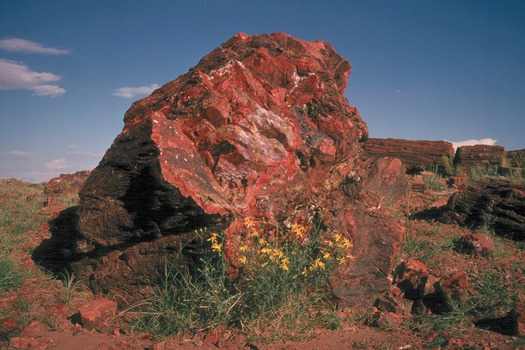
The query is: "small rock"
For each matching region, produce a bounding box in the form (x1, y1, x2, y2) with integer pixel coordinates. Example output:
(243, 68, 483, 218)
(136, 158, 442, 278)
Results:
(368, 311, 403, 330)
(393, 259, 430, 300)
(10, 337, 32, 348)
(77, 298, 118, 330)
(0, 317, 21, 341)
(373, 292, 412, 317)
(152, 341, 166, 350)
(448, 175, 467, 188)
(22, 320, 43, 336)
(424, 271, 472, 313)
(455, 233, 495, 257)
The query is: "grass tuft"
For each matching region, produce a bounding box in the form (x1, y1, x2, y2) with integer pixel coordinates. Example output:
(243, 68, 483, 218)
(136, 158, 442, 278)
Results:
(132, 213, 352, 340)
(0, 259, 24, 291)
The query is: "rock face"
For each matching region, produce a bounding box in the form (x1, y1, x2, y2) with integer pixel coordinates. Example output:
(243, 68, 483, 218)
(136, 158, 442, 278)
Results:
(507, 149, 525, 168)
(364, 138, 454, 173)
(78, 32, 367, 249)
(454, 145, 505, 168)
(37, 32, 409, 304)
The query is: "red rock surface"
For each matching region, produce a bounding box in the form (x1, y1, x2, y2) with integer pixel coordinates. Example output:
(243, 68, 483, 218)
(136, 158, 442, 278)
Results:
(455, 233, 495, 257)
(44, 171, 91, 198)
(364, 138, 454, 173)
(77, 298, 118, 330)
(37, 32, 410, 305)
(393, 259, 430, 300)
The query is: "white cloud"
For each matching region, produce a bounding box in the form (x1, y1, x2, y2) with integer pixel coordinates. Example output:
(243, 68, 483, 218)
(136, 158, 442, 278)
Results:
(2, 150, 33, 157)
(45, 158, 73, 170)
(113, 84, 159, 98)
(0, 59, 65, 96)
(448, 138, 497, 150)
(0, 38, 70, 55)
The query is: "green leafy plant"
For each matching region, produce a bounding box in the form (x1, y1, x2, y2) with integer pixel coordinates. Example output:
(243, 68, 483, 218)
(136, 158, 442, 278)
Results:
(133, 213, 352, 340)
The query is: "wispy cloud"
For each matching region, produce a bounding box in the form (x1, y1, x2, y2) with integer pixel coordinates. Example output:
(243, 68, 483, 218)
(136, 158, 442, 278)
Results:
(113, 84, 159, 98)
(0, 59, 65, 96)
(448, 138, 497, 150)
(45, 158, 73, 170)
(2, 150, 33, 157)
(0, 38, 70, 55)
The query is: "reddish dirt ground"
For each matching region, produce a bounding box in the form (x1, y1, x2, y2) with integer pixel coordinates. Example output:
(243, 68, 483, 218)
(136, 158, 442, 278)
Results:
(1, 177, 524, 349)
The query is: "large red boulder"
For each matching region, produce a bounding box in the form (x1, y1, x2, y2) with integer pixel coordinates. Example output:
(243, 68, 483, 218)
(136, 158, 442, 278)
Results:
(37, 32, 409, 304)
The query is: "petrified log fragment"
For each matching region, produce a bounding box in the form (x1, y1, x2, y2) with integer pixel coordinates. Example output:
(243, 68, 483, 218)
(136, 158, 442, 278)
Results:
(364, 138, 454, 173)
(36, 32, 409, 304)
(454, 145, 505, 168)
(441, 179, 525, 240)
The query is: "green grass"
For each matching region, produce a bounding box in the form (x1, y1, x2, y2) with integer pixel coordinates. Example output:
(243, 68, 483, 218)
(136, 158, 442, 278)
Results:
(0, 259, 24, 291)
(465, 162, 525, 184)
(397, 226, 455, 266)
(132, 216, 351, 340)
(423, 167, 447, 192)
(0, 180, 46, 291)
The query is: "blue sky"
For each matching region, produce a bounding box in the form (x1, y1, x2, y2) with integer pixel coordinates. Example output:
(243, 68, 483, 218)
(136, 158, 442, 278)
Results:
(1, 0, 524, 182)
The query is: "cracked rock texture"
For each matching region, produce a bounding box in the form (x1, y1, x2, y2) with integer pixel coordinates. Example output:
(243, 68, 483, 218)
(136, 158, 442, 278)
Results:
(37, 32, 409, 304)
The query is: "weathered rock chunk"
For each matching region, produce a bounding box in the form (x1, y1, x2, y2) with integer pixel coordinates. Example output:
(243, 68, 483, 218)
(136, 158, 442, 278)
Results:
(77, 298, 118, 330)
(364, 138, 454, 173)
(441, 179, 525, 240)
(37, 32, 409, 304)
(77, 32, 368, 250)
(454, 145, 505, 168)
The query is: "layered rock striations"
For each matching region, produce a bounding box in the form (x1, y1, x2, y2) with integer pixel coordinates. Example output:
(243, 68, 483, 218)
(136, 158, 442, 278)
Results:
(364, 138, 454, 173)
(454, 145, 505, 168)
(37, 33, 409, 304)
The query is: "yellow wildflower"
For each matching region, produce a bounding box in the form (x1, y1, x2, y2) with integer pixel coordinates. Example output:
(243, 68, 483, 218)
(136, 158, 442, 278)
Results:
(322, 250, 332, 260)
(240, 244, 250, 252)
(251, 230, 260, 238)
(239, 255, 247, 264)
(258, 237, 267, 246)
(341, 238, 353, 249)
(334, 233, 342, 242)
(313, 258, 325, 270)
(260, 246, 271, 254)
(279, 256, 290, 270)
(211, 242, 222, 253)
(301, 267, 309, 276)
(244, 217, 255, 228)
(292, 223, 307, 238)
(207, 232, 218, 243)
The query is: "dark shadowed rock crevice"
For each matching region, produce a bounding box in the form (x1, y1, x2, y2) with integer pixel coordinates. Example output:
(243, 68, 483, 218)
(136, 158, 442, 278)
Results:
(34, 32, 410, 305)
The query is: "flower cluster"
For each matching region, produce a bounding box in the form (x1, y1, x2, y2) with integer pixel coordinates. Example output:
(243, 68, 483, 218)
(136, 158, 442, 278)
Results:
(207, 232, 222, 253)
(235, 216, 355, 280)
